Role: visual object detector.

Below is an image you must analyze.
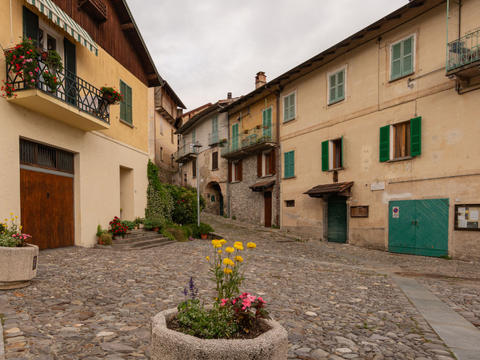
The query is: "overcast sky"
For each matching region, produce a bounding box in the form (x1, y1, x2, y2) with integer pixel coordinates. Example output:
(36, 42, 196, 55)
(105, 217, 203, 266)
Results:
(127, 0, 407, 110)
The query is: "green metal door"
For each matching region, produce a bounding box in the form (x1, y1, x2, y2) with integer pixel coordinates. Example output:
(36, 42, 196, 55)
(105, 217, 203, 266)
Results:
(327, 197, 347, 243)
(389, 199, 449, 257)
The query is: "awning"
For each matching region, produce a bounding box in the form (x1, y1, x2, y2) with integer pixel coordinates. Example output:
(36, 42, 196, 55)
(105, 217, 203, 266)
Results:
(304, 181, 354, 198)
(26, 0, 99, 55)
(250, 179, 275, 192)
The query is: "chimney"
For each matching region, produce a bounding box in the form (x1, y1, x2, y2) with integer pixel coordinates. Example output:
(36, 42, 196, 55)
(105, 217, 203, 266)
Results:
(255, 71, 266, 89)
(227, 92, 232, 99)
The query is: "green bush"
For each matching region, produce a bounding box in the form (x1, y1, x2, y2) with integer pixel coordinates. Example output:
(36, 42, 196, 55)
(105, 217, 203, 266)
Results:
(121, 220, 136, 231)
(162, 224, 192, 242)
(99, 232, 112, 245)
(144, 217, 164, 231)
(190, 223, 214, 238)
(177, 300, 238, 339)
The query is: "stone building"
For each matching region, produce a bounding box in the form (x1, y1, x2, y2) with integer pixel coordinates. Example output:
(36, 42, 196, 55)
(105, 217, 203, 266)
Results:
(221, 73, 280, 227)
(175, 95, 236, 215)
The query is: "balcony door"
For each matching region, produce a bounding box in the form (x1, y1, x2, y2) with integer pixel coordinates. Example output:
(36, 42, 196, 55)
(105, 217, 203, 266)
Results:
(64, 39, 77, 106)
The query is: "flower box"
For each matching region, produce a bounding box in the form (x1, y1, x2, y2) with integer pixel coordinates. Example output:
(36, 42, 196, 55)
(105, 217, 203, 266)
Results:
(0, 244, 39, 290)
(151, 308, 288, 360)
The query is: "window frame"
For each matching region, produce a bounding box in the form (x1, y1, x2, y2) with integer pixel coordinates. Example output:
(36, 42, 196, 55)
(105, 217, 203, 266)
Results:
(120, 79, 133, 126)
(390, 34, 416, 81)
(327, 66, 347, 105)
(283, 91, 296, 123)
(212, 151, 219, 171)
(329, 138, 343, 170)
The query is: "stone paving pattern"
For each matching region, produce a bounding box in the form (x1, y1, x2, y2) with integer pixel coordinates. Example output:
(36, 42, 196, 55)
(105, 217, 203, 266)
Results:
(1, 214, 479, 359)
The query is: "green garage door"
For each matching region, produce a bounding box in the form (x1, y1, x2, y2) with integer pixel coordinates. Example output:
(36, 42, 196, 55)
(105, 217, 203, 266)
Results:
(389, 199, 449, 257)
(327, 196, 347, 243)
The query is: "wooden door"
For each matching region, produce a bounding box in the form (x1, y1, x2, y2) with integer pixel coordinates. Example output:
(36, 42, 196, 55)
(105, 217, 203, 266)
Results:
(264, 191, 272, 228)
(327, 196, 347, 243)
(20, 169, 74, 249)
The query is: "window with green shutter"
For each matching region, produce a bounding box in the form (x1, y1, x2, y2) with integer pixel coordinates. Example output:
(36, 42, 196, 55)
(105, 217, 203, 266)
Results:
(379, 116, 421, 162)
(283, 92, 296, 122)
(321, 141, 329, 171)
(379, 125, 391, 162)
(120, 80, 132, 125)
(211, 116, 218, 144)
(262, 108, 272, 139)
(232, 123, 239, 151)
(284, 151, 295, 178)
(192, 128, 196, 145)
(390, 36, 414, 81)
(328, 68, 345, 105)
(322, 138, 343, 171)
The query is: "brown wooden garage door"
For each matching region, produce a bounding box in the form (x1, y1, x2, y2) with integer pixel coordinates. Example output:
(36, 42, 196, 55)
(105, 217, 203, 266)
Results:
(19, 140, 74, 249)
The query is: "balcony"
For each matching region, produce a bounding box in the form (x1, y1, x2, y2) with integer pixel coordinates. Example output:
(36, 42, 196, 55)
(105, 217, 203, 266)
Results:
(174, 143, 198, 163)
(447, 30, 480, 80)
(221, 125, 276, 159)
(208, 133, 226, 146)
(6, 56, 110, 131)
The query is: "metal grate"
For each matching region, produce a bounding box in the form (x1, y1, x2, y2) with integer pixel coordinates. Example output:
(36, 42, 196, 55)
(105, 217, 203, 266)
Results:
(20, 139, 74, 174)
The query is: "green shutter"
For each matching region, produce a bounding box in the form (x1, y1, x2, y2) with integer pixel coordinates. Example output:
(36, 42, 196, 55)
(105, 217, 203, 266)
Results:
(263, 108, 272, 138)
(329, 74, 336, 104)
(403, 37, 414, 76)
(379, 125, 390, 162)
(283, 96, 289, 122)
(126, 85, 132, 124)
(232, 123, 239, 150)
(337, 70, 344, 100)
(321, 140, 329, 171)
(340, 136, 343, 168)
(23, 7, 39, 45)
(284, 151, 294, 178)
(391, 43, 402, 80)
(410, 116, 421, 157)
(329, 70, 345, 104)
(120, 81, 126, 121)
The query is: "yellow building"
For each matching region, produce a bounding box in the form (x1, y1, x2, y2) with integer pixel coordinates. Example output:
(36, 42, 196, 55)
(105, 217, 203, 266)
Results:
(221, 73, 280, 227)
(274, 0, 480, 260)
(0, 0, 170, 248)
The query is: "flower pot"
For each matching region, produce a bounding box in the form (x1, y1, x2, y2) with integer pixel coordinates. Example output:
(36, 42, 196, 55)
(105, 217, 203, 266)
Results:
(201, 233, 208, 240)
(0, 244, 39, 290)
(151, 308, 288, 360)
(153, 227, 160, 232)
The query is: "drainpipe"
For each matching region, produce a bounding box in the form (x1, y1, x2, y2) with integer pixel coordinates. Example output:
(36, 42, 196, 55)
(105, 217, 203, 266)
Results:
(226, 112, 231, 217)
(446, 0, 450, 72)
(275, 88, 281, 227)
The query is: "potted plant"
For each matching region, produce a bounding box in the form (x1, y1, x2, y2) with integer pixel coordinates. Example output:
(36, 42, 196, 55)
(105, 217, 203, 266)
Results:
(100, 86, 123, 105)
(134, 217, 144, 229)
(151, 240, 288, 360)
(0, 213, 38, 290)
(109, 216, 128, 239)
(191, 222, 214, 239)
(96, 225, 112, 245)
(3, 38, 40, 95)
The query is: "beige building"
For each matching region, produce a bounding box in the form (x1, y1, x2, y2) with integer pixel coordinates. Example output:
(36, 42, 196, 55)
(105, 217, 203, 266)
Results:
(272, 0, 480, 260)
(175, 95, 236, 215)
(149, 85, 185, 183)
(0, 0, 169, 249)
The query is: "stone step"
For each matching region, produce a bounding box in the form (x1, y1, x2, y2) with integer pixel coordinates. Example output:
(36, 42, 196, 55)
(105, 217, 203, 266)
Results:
(114, 233, 163, 244)
(111, 238, 175, 251)
(131, 241, 176, 250)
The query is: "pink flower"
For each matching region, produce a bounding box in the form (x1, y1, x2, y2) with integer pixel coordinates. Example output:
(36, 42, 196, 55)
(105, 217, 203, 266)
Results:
(220, 298, 228, 306)
(257, 297, 265, 303)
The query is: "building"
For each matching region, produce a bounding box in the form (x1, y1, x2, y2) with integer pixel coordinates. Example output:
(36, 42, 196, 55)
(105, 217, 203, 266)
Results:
(221, 73, 280, 227)
(0, 0, 169, 248)
(243, 0, 479, 259)
(175, 95, 236, 215)
(149, 84, 186, 183)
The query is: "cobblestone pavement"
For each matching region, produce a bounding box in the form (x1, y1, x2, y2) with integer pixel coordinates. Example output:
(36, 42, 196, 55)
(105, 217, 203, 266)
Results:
(1, 214, 478, 360)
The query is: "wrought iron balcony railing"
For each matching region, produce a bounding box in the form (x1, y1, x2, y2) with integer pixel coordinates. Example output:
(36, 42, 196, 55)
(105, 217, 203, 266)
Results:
(221, 124, 276, 158)
(174, 142, 198, 162)
(6, 55, 110, 123)
(447, 29, 480, 72)
(208, 132, 227, 146)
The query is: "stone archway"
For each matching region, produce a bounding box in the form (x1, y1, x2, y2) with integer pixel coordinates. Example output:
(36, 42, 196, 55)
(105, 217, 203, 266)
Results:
(204, 181, 224, 216)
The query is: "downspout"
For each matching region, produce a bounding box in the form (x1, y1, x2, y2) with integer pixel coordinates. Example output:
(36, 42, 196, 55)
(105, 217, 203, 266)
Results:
(446, 0, 450, 72)
(275, 88, 281, 227)
(226, 112, 231, 218)
(9, 0, 14, 44)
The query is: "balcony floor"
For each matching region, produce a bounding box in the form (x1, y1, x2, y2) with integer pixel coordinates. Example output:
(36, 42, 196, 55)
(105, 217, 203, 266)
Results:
(8, 89, 110, 131)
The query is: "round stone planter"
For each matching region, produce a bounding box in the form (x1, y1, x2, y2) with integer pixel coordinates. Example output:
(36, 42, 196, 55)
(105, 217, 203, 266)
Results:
(151, 308, 288, 360)
(0, 244, 39, 290)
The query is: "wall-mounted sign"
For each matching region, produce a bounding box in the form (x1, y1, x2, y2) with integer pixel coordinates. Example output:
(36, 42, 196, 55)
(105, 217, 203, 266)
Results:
(371, 182, 385, 191)
(455, 204, 480, 231)
(351, 206, 369, 218)
(392, 206, 400, 218)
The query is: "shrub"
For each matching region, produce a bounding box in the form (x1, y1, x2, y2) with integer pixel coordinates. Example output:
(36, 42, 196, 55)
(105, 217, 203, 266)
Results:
(99, 232, 112, 245)
(121, 220, 135, 231)
(109, 216, 128, 238)
(162, 224, 191, 242)
(190, 223, 214, 238)
(144, 216, 164, 231)
(169, 185, 206, 225)
(146, 161, 174, 225)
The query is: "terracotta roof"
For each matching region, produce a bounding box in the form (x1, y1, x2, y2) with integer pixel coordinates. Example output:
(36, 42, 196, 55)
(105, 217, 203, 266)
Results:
(304, 182, 354, 198)
(250, 180, 275, 192)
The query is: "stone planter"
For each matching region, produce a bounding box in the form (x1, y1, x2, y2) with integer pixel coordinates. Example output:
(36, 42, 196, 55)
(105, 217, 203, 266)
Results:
(0, 244, 39, 290)
(151, 308, 288, 360)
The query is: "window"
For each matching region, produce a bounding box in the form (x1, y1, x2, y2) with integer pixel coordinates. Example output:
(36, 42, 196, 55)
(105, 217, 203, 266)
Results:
(257, 150, 275, 177)
(379, 117, 421, 162)
(212, 151, 218, 170)
(321, 138, 343, 171)
(192, 129, 196, 145)
(285, 200, 295, 208)
(171, 129, 174, 144)
(232, 123, 239, 151)
(283, 92, 295, 122)
(262, 108, 272, 138)
(211, 116, 218, 144)
(284, 151, 295, 179)
(160, 147, 163, 162)
(120, 80, 133, 125)
(391, 36, 414, 81)
(328, 68, 345, 105)
(47, 34, 56, 51)
(192, 160, 196, 178)
(229, 160, 243, 182)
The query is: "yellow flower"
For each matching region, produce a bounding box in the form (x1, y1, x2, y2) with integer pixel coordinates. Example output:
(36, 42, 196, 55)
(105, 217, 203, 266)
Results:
(211, 239, 223, 248)
(225, 247, 234, 253)
(217, 250, 222, 254)
(247, 242, 256, 249)
(224, 268, 232, 274)
(19, 225, 23, 230)
(219, 239, 227, 245)
(205, 256, 210, 262)
(234, 242, 244, 251)
(223, 258, 235, 266)
(9, 213, 13, 216)
(235, 255, 244, 263)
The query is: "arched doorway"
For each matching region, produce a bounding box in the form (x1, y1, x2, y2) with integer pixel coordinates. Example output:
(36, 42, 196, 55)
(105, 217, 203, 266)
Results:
(205, 181, 224, 216)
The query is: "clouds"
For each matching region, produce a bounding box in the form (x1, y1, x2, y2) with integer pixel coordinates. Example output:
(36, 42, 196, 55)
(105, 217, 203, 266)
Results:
(127, 0, 407, 109)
